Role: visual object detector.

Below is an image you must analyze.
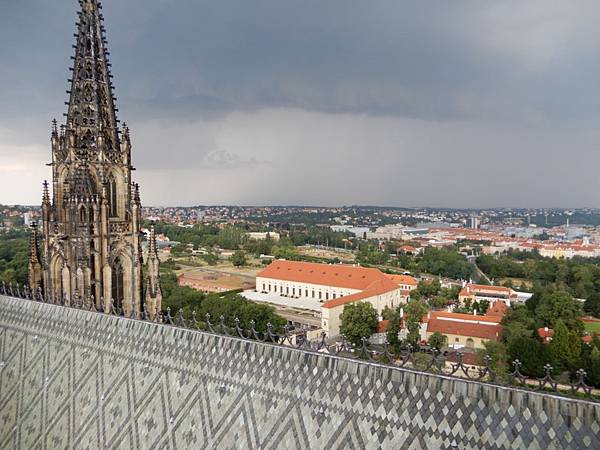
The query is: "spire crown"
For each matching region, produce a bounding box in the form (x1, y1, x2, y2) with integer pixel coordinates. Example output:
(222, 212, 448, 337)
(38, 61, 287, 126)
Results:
(65, 0, 120, 158)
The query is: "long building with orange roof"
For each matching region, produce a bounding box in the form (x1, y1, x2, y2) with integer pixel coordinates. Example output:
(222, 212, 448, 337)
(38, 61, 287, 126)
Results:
(256, 260, 409, 336)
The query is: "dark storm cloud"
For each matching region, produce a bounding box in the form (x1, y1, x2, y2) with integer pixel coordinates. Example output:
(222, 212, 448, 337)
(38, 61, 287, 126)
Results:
(1, 0, 600, 206)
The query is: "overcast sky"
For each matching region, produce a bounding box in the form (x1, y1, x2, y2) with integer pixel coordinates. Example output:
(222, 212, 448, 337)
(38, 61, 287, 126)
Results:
(1, 0, 600, 207)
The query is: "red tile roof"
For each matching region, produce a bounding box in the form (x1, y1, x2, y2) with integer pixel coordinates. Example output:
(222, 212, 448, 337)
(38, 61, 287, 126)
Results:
(537, 327, 554, 340)
(431, 311, 500, 324)
(257, 260, 391, 290)
(486, 301, 508, 317)
(321, 277, 399, 309)
(386, 274, 418, 286)
(377, 320, 390, 333)
(427, 316, 502, 341)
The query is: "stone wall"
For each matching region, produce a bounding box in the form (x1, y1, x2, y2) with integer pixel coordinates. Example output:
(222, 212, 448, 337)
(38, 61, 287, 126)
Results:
(0, 295, 599, 449)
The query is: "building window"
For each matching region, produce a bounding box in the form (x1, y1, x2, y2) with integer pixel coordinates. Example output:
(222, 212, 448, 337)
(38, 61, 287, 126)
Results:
(108, 176, 118, 218)
(325, 293, 329, 300)
(262, 283, 265, 291)
(319, 292, 322, 300)
(111, 260, 124, 310)
(312, 290, 315, 298)
(305, 289, 308, 297)
(286, 287, 289, 295)
(292, 288, 295, 296)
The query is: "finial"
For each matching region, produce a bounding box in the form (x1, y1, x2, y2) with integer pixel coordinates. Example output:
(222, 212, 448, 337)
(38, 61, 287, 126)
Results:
(51, 119, 58, 137)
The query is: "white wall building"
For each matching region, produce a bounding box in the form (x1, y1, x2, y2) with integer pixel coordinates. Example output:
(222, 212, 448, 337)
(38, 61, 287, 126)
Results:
(256, 260, 412, 336)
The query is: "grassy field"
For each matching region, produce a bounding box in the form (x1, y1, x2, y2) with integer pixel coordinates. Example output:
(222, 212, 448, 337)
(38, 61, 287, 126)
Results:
(584, 321, 600, 333)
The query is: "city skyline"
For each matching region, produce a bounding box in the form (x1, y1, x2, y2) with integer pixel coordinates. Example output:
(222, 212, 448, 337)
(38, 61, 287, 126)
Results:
(2, 1, 600, 207)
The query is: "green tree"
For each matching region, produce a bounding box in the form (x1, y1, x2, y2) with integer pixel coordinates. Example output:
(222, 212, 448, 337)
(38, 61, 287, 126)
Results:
(202, 252, 219, 266)
(536, 291, 584, 333)
(339, 302, 379, 347)
(548, 320, 581, 374)
(507, 336, 547, 377)
(416, 279, 441, 299)
(429, 295, 451, 309)
(428, 332, 447, 350)
(386, 312, 402, 350)
(478, 340, 508, 380)
(582, 343, 600, 387)
(381, 305, 395, 321)
(231, 250, 247, 267)
(170, 243, 189, 257)
(404, 299, 428, 345)
(501, 305, 536, 345)
(584, 293, 600, 319)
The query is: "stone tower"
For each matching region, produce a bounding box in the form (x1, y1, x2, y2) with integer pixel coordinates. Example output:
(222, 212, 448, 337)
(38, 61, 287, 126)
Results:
(29, 0, 161, 318)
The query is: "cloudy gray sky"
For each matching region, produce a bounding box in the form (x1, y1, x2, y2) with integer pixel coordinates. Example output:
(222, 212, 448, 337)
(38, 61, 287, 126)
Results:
(1, 0, 600, 207)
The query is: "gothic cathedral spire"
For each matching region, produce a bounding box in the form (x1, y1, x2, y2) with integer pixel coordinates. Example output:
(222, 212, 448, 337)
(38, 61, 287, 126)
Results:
(29, 0, 160, 318)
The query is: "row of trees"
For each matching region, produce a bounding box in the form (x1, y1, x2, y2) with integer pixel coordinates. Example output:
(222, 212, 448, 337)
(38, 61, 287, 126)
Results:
(339, 299, 429, 349)
(159, 263, 285, 333)
(357, 246, 475, 281)
(158, 222, 353, 266)
(477, 250, 600, 318)
(492, 288, 600, 385)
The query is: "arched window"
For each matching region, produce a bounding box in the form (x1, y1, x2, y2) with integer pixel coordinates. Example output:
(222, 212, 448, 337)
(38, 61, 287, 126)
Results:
(89, 241, 96, 286)
(79, 206, 87, 223)
(112, 260, 124, 310)
(108, 176, 118, 217)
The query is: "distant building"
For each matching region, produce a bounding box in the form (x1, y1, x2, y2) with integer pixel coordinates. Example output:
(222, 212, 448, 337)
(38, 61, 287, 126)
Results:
(458, 283, 518, 307)
(246, 232, 280, 241)
(385, 274, 418, 292)
(423, 302, 507, 350)
(466, 217, 480, 229)
(255, 260, 408, 336)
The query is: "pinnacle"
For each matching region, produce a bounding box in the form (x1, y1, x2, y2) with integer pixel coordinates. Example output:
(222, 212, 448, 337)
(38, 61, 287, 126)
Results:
(80, 0, 102, 13)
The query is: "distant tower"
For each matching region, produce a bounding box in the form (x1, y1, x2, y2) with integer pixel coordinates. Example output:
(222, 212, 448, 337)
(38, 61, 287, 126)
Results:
(28, 0, 158, 316)
(467, 216, 480, 229)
